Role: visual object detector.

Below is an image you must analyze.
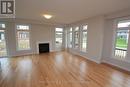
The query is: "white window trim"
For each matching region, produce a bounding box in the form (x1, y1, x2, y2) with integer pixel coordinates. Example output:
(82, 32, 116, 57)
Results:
(54, 27, 64, 51)
(15, 24, 32, 51)
(112, 20, 130, 61)
(0, 22, 8, 57)
(71, 24, 88, 52)
(80, 25, 88, 53)
(67, 27, 73, 48)
(0, 22, 6, 30)
(73, 26, 80, 49)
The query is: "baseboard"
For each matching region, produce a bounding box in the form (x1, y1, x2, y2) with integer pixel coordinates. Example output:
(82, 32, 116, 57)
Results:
(77, 53, 101, 64)
(10, 53, 35, 57)
(69, 49, 101, 64)
(102, 59, 130, 72)
(102, 62, 130, 74)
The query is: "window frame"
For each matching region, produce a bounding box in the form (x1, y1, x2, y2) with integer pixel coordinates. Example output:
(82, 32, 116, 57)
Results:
(113, 20, 130, 60)
(15, 24, 31, 51)
(55, 27, 64, 50)
(0, 22, 8, 57)
(0, 23, 6, 29)
(67, 27, 73, 48)
(80, 25, 88, 52)
(74, 26, 80, 49)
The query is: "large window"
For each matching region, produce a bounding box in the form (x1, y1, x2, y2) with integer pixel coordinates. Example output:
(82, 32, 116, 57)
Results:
(74, 27, 79, 49)
(0, 23, 7, 57)
(114, 20, 130, 59)
(67, 27, 72, 48)
(16, 25, 31, 50)
(81, 25, 88, 52)
(55, 28, 63, 50)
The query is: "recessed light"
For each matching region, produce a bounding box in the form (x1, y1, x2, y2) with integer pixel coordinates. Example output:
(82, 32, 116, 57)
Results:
(43, 14, 52, 19)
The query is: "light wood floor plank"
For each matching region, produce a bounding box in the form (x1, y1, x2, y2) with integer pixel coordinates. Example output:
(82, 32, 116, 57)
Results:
(0, 51, 130, 87)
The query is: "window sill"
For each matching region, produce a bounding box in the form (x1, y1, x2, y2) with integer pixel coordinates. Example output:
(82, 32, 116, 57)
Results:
(17, 48, 31, 51)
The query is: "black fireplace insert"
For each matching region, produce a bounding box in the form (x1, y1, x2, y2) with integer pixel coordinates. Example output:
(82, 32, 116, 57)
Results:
(39, 43, 49, 53)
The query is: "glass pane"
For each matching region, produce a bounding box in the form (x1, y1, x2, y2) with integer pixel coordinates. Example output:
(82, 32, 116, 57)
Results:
(56, 28, 63, 32)
(17, 25, 29, 30)
(17, 31, 30, 50)
(0, 30, 7, 57)
(0, 23, 5, 28)
(83, 25, 88, 30)
(82, 32, 87, 52)
(75, 27, 79, 31)
(70, 27, 72, 32)
(74, 27, 79, 48)
(68, 28, 72, 48)
(68, 32, 72, 48)
(118, 20, 130, 28)
(55, 32, 63, 48)
(114, 29, 129, 59)
(74, 31, 79, 48)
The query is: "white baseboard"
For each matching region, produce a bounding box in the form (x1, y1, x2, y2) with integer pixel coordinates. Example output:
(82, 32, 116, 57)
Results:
(68, 49, 101, 64)
(102, 58, 130, 72)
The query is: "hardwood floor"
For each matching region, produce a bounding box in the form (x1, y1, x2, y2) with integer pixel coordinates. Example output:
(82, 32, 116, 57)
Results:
(0, 51, 130, 87)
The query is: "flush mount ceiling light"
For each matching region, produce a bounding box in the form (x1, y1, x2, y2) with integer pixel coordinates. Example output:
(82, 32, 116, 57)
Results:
(43, 14, 52, 19)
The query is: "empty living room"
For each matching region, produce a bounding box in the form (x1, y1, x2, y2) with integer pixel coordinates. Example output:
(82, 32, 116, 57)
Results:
(0, 0, 130, 87)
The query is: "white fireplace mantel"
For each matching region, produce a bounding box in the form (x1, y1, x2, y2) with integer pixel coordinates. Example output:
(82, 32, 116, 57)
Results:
(36, 41, 50, 54)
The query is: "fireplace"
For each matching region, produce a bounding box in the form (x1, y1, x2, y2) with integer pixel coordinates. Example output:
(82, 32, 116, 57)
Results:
(38, 43, 49, 53)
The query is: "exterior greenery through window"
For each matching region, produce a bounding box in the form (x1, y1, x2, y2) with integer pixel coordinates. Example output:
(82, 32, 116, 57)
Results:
(16, 25, 31, 50)
(114, 20, 130, 59)
(116, 30, 128, 48)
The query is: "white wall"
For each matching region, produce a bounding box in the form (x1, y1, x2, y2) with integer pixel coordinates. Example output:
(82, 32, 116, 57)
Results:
(66, 9, 130, 71)
(102, 9, 130, 71)
(67, 16, 105, 63)
(2, 19, 64, 57)
(102, 18, 130, 71)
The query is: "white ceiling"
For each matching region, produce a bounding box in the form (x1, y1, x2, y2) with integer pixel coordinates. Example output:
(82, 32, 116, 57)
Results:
(16, 0, 130, 24)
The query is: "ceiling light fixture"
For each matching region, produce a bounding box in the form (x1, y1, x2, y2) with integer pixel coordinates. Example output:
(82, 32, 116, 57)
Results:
(43, 14, 52, 19)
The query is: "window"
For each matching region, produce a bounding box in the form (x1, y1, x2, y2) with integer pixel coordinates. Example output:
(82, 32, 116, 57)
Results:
(74, 27, 79, 49)
(55, 28, 63, 49)
(68, 27, 72, 48)
(0, 23, 6, 28)
(81, 25, 88, 52)
(114, 20, 130, 59)
(16, 25, 31, 50)
(0, 23, 7, 57)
